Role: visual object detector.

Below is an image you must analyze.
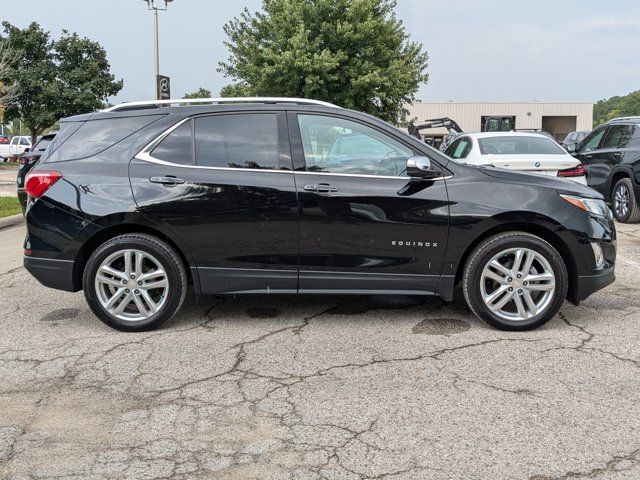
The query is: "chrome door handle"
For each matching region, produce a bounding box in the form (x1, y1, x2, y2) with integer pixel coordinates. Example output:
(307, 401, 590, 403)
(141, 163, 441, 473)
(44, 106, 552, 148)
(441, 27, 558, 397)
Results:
(304, 183, 339, 193)
(149, 176, 185, 185)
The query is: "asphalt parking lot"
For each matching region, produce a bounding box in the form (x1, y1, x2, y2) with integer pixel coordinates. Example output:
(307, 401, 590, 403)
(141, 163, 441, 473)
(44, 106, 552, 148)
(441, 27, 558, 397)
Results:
(1, 223, 639, 480)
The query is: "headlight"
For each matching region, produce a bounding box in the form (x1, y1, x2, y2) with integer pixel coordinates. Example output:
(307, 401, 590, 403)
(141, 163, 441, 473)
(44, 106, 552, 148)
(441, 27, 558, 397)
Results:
(560, 194, 610, 218)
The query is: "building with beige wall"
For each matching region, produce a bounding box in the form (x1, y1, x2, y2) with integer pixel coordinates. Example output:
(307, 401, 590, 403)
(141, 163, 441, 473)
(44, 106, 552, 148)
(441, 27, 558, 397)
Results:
(405, 102, 593, 143)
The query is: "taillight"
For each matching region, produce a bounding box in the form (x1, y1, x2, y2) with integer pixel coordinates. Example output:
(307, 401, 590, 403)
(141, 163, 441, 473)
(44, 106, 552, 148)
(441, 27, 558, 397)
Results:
(558, 164, 586, 177)
(24, 170, 62, 198)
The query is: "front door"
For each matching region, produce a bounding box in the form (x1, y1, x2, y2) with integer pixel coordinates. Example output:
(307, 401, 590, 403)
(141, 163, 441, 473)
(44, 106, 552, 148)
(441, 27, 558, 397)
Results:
(288, 112, 450, 295)
(130, 111, 299, 294)
(574, 125, 609, 194)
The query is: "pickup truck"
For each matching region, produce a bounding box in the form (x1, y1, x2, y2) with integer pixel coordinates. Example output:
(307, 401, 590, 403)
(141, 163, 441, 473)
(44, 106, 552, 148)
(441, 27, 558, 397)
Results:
(0, 136, 32, 161)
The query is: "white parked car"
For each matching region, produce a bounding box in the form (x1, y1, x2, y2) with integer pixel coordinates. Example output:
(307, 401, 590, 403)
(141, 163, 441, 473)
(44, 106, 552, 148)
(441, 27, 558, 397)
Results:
(443, 132, 587, 184)
(0, 135, 32, 161)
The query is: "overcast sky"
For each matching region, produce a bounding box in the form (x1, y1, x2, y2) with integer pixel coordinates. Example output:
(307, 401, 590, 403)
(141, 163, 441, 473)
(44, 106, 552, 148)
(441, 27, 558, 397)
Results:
(2, 0, 639, 104)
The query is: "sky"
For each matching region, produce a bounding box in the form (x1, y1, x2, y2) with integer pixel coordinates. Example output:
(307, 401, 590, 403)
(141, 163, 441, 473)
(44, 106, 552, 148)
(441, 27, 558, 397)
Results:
(1, 0, 639, 104)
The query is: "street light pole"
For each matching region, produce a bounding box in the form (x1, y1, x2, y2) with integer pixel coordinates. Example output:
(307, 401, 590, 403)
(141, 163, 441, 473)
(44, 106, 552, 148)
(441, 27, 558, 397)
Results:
(153, 8, 159, 79)
(142, 0, 173, 99)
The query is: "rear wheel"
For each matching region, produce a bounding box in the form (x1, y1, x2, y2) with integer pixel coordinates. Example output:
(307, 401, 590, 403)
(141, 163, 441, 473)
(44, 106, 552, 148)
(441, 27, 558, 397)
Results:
(463, 232, 568, 331)
(612, 178, 640, 223)
(83, 234, 187, 331)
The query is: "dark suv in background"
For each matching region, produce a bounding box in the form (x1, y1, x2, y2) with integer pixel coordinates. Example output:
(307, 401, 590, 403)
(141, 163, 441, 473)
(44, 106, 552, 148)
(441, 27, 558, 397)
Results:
(23, 98, 615, 332)
(571, 117, 640, 223)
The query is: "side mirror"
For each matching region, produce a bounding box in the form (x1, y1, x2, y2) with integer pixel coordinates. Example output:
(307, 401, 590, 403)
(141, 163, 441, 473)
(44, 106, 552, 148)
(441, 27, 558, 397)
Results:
(23, 148, 30, 153)
(406, 156, 441, 179)
(566, 144, 576, 153)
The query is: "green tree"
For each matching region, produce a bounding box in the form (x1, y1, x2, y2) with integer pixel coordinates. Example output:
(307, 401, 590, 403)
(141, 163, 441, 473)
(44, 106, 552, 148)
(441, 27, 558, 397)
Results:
(183, 87, 212, 99)
(594, 90, 640, 126)
(219, 0, 428, 123)
(0, 22, 123, 144)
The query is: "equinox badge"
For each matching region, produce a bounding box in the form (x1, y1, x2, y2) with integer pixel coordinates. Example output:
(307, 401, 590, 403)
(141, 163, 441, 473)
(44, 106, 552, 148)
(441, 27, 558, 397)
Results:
(392, 241, 438, 247)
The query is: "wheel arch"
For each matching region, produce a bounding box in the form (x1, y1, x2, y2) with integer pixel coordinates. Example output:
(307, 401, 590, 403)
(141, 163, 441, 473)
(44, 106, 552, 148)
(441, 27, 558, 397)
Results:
(72, 222, 196, 292)
(453, 218, 578, 303)
(608, 169, 632, 202)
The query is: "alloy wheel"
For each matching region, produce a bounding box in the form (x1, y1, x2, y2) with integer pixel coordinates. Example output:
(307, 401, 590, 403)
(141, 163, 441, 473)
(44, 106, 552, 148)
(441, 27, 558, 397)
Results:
(95, 249, 169, 321)
(480, 247, 556, 321)
(614, 185, 630, 218)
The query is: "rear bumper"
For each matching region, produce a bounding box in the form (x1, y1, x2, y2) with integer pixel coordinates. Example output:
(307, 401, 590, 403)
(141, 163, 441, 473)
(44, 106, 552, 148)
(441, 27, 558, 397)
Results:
(24, 256, 77, 292)
(571, 265, 615, 304)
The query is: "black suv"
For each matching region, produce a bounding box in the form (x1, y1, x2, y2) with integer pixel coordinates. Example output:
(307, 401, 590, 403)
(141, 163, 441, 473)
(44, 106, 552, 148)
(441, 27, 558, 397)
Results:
(23, 98, 616, 332)
(571, 117, 640, 223)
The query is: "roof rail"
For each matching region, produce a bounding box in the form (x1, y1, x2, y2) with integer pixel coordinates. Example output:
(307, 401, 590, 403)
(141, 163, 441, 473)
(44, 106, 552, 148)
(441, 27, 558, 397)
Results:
(607, 116, 640, 123)
(102, 97, 341, 112)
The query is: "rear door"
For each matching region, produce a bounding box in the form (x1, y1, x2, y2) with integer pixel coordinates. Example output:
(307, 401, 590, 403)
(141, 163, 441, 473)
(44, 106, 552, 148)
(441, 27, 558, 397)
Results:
(289, 111, 449, 295)
(130, 111, 299, 294)
(597, 124, 635, 194)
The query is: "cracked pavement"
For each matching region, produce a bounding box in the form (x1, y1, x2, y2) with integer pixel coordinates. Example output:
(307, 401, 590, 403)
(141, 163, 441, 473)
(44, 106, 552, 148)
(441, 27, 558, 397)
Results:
(1, 223, 640, 479)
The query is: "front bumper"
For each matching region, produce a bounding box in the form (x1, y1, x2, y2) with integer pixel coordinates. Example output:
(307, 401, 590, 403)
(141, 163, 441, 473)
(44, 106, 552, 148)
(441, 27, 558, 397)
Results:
(24, 256, 77, 292)
(569, 264, 615, 305)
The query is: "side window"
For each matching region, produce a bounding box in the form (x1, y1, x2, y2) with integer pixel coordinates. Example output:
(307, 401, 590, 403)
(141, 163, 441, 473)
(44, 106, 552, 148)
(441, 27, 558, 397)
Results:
(297, 115, 413, 176)
(444, 138, 461, 157)
(578, 126, 607, 153)
(629, 126, 640, 148)
(450, 137, 472, 159)
(195, 114, 279, 169)
(151, 120, 193, 165)
(601, 125, 632, 149)
(47, 115, 163, 162)
(20, 137, 30, 146)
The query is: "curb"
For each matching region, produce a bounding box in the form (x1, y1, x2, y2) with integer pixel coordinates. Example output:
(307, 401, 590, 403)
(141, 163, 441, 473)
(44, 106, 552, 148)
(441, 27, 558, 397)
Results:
(0, 213, 24, 230)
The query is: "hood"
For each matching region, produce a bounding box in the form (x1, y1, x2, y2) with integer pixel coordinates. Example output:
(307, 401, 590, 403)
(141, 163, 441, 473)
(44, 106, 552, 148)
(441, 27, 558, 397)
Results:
(482, 154, 577, 171)
(479, 166, 601, 199)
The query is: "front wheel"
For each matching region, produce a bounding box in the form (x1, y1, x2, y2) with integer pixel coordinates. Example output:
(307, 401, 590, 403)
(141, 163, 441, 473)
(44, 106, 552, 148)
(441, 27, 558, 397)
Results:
(83, 233, 187, 331)
(462, 232, 568, 331)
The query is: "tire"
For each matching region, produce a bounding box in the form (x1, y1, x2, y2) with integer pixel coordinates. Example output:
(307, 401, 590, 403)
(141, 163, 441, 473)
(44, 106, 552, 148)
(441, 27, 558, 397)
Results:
(82, 233, 187, 332)
(611, 178, 640, 223)
(462, 232, 568, 331)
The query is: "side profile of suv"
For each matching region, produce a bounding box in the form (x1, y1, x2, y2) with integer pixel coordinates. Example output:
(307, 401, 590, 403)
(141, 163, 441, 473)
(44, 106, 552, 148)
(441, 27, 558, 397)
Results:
(571, 117, 640, 223)
(23, 98, 615, 332)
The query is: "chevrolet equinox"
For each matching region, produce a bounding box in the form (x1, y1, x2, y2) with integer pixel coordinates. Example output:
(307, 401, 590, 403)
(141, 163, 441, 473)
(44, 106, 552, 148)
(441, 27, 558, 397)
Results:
(23, 98, 616, 332)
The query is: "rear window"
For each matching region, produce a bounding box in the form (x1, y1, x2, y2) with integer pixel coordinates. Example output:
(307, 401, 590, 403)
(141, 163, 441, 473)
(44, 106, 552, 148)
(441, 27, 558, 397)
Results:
(46, 115, 163, 162)
(33, 136, 54, 152)
(478, 136, 565, 155)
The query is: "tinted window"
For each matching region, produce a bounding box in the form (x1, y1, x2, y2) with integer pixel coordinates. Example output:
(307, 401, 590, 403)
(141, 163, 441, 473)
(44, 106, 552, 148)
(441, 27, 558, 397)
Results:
(33, 136, 54, 151)
(151, 121, 193, 165)
(50, 115, 163, 161)
(451, 138, 472, 159)
(20, 137, 30, 146)
(601, 125, 633, 149)
(629, 126, 640, 148)
(578, 126, 607, 153)
(297, 115, 413, 176)
(444, 138, 461, 157)
(478, 136, 565, 155)
(41, 122, 83, 162)
(195, 114, 279, 169)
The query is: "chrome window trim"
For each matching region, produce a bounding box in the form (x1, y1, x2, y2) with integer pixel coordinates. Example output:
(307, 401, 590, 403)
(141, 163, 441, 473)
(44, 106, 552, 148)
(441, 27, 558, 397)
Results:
(134, 117, 451, 181)
(294, 171, 451, 181)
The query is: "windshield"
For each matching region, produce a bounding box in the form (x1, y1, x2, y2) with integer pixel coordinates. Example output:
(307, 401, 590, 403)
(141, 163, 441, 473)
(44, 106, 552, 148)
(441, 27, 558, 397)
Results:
(478, 136, 565, 155)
